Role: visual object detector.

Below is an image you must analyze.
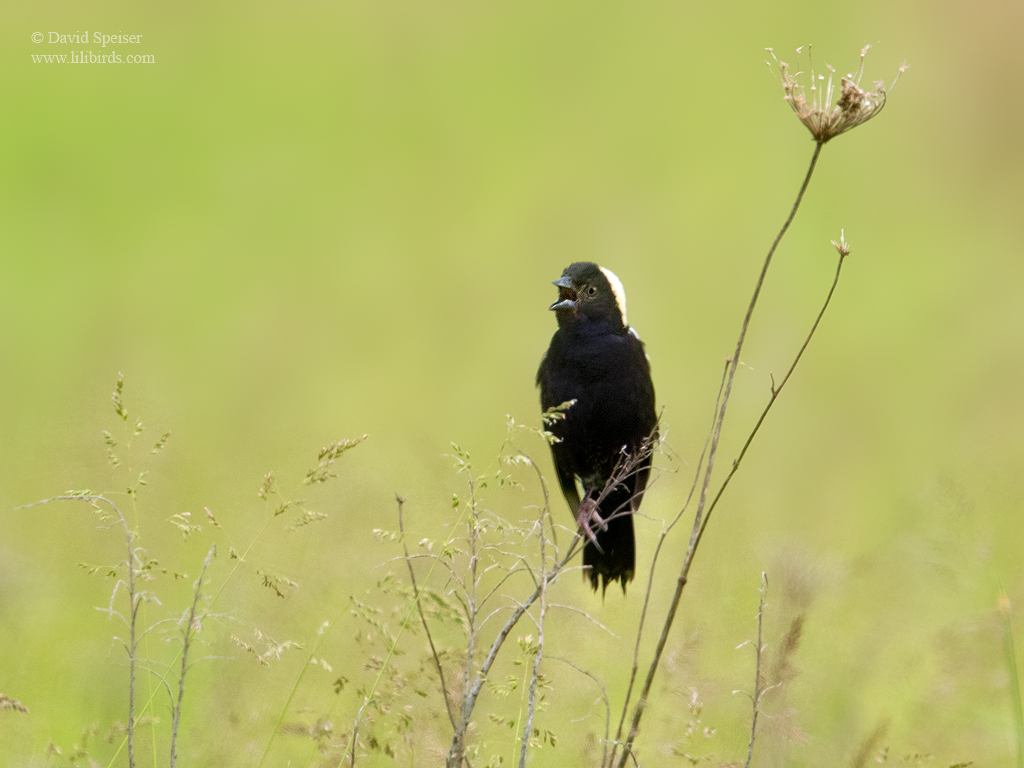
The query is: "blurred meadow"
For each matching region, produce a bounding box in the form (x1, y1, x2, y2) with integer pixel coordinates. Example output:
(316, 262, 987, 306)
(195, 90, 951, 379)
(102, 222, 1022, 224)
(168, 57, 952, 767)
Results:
(2, 0, 1023, 765)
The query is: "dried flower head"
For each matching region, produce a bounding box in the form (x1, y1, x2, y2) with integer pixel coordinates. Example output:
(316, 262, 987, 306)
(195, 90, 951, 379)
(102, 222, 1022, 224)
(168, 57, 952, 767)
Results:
(767, 45, 909, 143)
(831, 229, 851, 258)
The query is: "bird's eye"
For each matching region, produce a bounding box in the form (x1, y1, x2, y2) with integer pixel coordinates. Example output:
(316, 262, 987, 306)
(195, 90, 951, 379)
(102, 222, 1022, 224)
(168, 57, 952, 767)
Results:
(587, 286, 598, 297)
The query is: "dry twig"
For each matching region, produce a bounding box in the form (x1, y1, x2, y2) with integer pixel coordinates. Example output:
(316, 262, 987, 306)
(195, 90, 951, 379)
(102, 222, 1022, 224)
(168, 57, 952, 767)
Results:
(611, 47, 900, 756)
(612, 139, 826, 767)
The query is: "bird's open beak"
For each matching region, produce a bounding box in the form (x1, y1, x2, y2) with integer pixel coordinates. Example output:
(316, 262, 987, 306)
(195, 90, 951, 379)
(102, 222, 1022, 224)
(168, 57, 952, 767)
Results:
(549, 276, 577, 311)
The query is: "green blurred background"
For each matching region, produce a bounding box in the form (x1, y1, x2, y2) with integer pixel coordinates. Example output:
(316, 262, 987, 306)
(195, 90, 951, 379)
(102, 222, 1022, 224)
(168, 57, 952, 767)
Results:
(2, 0, 1022, 764)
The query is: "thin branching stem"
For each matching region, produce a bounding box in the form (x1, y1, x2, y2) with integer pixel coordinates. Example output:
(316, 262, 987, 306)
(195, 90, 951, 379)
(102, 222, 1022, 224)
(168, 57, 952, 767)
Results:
(127, 546, 138, 768)
(614, 140, 825, 767)
(346, 490, 473, 768)
(550, 656, 611, 767)
(120, 412, 162, 768)
(610, 362, 728, 764)
(700, 248, 846, 544)
(262, 615, 339, 767)
(448, 465, 483, 768)
(170, 545, 216, 768)
(17, 494, 139, 768)
(447, 456, 578, 768)
(398, 495, 458, 732)
(107, 508, 284, 768)
(447, 544, 578, 767)
(519, 495, 549, 768)
(450, 456, 561, 768)
(744, 573, 768, 768)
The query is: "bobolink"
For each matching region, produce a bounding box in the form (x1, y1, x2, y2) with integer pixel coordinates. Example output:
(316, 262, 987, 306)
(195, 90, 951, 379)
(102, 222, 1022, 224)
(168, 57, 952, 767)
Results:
(536, 262, 658, 593)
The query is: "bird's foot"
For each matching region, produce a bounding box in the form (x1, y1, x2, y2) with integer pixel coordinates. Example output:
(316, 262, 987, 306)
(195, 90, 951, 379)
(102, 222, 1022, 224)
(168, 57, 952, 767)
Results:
(577, 498, 607, 552)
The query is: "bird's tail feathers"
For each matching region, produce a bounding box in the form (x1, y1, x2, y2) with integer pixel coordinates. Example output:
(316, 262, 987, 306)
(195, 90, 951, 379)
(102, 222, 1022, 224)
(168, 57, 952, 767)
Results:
(582, 502, 635, 594)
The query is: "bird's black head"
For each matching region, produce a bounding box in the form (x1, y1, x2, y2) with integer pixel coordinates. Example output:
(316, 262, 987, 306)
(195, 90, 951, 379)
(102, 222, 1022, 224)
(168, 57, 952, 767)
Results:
(549, 262, 629, 331)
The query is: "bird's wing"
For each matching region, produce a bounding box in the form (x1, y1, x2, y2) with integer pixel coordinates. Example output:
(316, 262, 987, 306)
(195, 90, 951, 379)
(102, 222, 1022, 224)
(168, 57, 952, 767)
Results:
(549, 441, 581, 515)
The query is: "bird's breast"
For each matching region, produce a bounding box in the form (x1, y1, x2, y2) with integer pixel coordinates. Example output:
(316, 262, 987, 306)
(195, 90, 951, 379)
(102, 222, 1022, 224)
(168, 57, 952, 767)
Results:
(539, 328, 655, 450)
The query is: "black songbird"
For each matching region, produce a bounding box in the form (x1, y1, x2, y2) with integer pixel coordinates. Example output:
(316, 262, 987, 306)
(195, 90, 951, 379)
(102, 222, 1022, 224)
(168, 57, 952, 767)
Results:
(536, 262, 658, 593)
